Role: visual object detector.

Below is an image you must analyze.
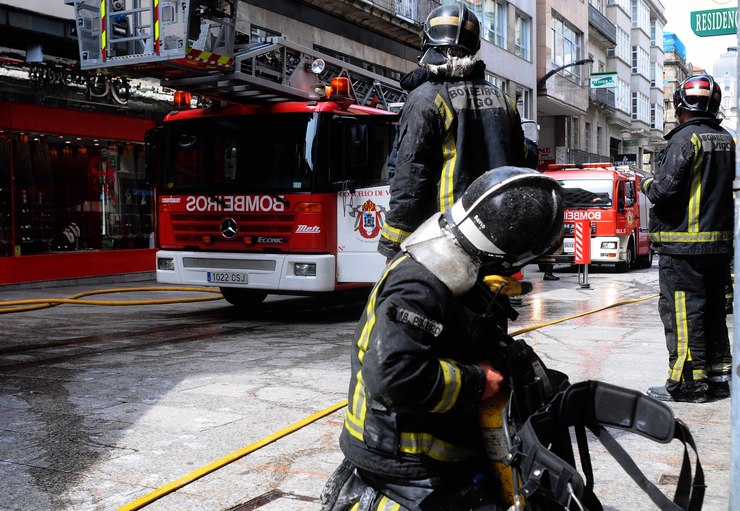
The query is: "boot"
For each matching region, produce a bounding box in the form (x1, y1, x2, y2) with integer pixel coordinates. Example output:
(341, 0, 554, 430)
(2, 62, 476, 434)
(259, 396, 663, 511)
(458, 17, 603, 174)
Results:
(647, 382, 708, 403)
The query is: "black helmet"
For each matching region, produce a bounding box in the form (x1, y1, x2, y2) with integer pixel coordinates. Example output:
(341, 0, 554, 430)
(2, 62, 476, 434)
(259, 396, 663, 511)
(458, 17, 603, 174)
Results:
(445, 167, 564, 270)
(420, 2, 481, 55)
(673, 74, 721, 116)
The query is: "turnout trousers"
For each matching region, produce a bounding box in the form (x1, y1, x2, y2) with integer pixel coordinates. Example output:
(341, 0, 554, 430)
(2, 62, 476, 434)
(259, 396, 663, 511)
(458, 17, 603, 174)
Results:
(657, 254, 732, 392)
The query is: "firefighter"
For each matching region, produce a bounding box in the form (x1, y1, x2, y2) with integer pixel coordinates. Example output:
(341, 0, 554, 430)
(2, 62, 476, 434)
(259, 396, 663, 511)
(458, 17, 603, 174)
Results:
(377, 2, 534, 260)
(320, 167, 564, 511)
(642, 73, 734, 403)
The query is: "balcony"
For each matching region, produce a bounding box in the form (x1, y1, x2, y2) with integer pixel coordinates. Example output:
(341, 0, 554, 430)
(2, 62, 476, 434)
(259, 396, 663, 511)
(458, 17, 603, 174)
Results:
(590, 87, 616, 110)
(300, 0, 439, 47)
(588, 4, 617, 47)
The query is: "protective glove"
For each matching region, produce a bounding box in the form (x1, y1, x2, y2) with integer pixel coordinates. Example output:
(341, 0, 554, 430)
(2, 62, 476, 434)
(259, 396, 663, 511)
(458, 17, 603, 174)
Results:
(482, 275, 533, 296)
(640, 176, 654, 195)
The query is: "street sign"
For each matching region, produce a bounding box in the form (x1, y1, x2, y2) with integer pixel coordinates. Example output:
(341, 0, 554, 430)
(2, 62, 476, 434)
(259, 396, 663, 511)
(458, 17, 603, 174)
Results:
(590, 71, 617, 89)
(691, 7, 738, 36)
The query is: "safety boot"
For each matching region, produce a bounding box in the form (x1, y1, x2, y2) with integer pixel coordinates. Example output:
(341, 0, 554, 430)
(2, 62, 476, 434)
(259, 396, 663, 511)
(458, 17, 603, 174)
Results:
(647, 382, 708, 403)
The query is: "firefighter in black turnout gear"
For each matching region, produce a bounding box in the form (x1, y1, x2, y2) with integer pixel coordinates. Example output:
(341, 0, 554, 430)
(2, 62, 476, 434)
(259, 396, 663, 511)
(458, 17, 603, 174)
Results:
(378, 2, 535, 259)
(643, 73, 734, 403)
(320, 168, 564, 511)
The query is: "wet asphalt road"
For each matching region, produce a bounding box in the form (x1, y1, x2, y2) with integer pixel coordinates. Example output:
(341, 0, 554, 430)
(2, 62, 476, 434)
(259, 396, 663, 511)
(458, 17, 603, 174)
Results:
(0, 263, 732, 510)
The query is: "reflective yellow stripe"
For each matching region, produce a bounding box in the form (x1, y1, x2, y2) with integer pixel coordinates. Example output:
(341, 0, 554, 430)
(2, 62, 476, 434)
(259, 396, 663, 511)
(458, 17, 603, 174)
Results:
(381, 223, 411, 244)
(688, 133, 703, 232)
(399, 432, 472, 461)
(439, 133, 457, 212)
(376, 495, 402, 511)
(357, 256, 407, 359)
(346, 256, 407, 442)
(669, 291, 689, 381)
(435, 94, 456, 212)
(431, 359, 462, 412)
(350, 503, 360, 511)
(650, 230, 732, 243)
(693, 368, 707, 380)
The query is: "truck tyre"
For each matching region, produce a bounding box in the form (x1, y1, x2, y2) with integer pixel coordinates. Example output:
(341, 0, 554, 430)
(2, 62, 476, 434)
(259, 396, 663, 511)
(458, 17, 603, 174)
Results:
(615, 241, 634, 273)
(219, 288, 268, 307)
(637, 248, 654, 269)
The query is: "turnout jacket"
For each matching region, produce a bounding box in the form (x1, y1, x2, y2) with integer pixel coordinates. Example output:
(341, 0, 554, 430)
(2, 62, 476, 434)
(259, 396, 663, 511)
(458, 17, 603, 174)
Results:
(378, 62, 530, 258)
(339, 254, 508, 479)
(645, 117, 734, 255)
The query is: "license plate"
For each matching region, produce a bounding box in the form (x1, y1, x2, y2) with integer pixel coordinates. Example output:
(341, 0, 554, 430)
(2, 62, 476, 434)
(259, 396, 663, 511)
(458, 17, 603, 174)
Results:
(207, 271, 248, 284)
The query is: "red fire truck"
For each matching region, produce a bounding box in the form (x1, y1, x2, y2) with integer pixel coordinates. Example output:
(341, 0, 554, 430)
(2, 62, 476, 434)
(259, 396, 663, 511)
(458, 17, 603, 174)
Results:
(68, 0, 405, 305)
(541, 163, 653, 272)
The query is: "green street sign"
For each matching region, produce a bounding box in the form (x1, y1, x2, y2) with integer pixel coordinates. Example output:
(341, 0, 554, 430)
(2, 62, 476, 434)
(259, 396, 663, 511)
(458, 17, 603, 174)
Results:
(691, 7, 738, 36)
(590, 71, 617, 89)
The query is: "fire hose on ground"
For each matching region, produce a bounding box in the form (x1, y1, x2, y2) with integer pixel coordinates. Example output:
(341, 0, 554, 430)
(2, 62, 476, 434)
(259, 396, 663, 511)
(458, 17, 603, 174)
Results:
(108, 292, 659, 511)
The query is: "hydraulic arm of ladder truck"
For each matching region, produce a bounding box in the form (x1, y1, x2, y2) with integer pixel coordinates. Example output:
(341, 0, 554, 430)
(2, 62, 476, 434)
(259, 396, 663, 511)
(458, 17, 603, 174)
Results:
(64, 0, 407, 110)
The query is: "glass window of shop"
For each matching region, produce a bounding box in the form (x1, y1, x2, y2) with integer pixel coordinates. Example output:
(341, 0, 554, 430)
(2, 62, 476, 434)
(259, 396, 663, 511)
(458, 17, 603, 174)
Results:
(0, 130, 152, 257)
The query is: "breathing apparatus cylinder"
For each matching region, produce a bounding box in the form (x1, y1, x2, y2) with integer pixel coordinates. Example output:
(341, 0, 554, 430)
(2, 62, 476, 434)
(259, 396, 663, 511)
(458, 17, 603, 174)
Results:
(480, 387, 515, 507)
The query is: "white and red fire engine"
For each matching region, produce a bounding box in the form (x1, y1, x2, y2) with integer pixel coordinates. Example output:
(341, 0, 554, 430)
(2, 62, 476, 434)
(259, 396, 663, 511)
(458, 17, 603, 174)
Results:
(541, 163, 653, 271)
(68, 0, 405, 305)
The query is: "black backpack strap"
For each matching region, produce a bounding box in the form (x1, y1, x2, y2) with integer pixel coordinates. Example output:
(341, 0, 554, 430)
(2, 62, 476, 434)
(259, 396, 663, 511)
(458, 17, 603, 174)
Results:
(563, 381, 705, 511)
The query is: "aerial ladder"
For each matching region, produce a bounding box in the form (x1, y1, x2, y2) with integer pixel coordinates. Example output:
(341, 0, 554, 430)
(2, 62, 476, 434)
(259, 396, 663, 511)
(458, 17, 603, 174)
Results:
(65, 0, 407, 109)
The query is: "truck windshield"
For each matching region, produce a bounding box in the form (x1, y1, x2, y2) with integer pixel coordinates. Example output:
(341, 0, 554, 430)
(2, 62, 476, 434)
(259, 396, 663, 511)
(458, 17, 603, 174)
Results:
(558, 179, 613, 209)
(162, 113, 323, 193)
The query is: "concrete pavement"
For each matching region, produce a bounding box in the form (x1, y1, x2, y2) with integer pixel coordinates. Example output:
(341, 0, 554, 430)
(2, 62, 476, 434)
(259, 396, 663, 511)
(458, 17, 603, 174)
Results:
(0, 263, 732, 510)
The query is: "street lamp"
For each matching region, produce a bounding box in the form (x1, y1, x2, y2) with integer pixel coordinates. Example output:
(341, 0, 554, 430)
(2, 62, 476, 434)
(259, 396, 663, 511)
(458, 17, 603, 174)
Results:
(537, 58, 594, 90)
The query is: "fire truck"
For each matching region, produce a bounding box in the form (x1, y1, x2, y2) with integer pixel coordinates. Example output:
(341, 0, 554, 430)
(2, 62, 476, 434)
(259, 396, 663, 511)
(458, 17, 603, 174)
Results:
(67, 0, 406, 305)
(541, 163, 653, 272)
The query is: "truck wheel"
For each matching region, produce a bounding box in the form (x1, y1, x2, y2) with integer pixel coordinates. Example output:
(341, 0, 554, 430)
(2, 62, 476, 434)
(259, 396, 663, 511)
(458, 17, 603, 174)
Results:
(616, 243, 633, 273)
(219, 288, 268, 307)
(637, 249, 654, 269)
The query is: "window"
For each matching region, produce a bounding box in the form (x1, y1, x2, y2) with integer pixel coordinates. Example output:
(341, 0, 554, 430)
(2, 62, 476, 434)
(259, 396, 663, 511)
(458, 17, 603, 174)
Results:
(514, 12, 531, 61)
(570, 117, 580, 149)
(608, 0, 630, 13)
(650, 19, 663, 46)
(650, 61, 663, 87)
(615, 27, 630, 62)
(585, 122, 592, 153)
(597, 126, 603, 155)
(651, 102, 664, 130)
(8, 133, 151, 255)
(551, 13, 584, 83)
(483, 0, 507, 49)
(515, 86, 531, 119)
(249, 25, 280, 44)
(617, 78, 631, 113)
(631, 0, 650, 34)
(315, 45, 404, 81)
(632, 91, 650, 123)
(631, 45, 649, 77)
(485, 72, 507, 95)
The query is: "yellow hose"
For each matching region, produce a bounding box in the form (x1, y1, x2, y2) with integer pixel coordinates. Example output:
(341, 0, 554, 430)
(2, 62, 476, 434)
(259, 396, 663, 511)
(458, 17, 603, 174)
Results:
(0, 286, 223, 314)
(116, 292, 659, 511)
(117, 400, 348, 511)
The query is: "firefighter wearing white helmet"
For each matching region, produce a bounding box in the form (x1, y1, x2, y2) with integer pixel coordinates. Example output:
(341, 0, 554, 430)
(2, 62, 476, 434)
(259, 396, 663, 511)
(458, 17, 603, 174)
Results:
(642, 73, 734, 404)
(378, 2, 538, 260)
(320, 167, 564, 511)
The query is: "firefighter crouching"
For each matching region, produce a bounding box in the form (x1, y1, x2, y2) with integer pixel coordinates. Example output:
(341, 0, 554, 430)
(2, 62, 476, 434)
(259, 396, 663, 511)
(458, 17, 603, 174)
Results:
(320, 167, 564, 511)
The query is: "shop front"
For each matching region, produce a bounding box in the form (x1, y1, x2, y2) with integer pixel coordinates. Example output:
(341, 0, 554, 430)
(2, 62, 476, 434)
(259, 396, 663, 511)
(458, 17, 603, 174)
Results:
(0, 102, 157, 285)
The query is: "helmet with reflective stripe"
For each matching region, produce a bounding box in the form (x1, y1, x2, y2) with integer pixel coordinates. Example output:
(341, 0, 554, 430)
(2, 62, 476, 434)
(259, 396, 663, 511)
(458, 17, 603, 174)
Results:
(445, 167, 564, 270)
(420, 2, 481, 55)
(673, 74, 721, 116)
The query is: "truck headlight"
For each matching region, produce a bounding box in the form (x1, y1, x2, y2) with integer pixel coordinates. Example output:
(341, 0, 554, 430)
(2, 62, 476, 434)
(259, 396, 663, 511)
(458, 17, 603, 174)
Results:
(294, 263, 316, 277)
(601, 242, 617, 250)
(157, 257, 175, 271)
